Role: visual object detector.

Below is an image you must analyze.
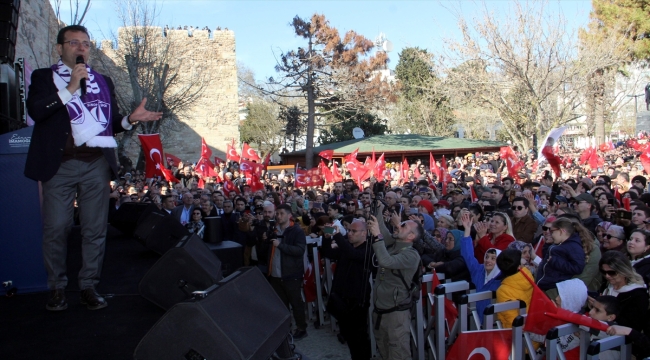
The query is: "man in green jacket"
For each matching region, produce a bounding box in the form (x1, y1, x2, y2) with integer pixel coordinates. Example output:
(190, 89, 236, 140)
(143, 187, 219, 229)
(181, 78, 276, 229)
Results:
(367, 214, 422, 360)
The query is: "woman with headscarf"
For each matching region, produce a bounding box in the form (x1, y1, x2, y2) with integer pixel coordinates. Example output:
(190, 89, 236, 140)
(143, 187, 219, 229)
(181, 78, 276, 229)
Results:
(508, 240, 537, 276)
(595, 221, 612, 245)
(426, 230, 470, 283)
(460, 212, 502, 325)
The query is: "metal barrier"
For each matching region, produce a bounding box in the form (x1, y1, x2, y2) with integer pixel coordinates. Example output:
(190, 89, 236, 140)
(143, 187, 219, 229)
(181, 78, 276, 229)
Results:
(545, 323, 590, 360)
(483, 300, 527, 330)
(428, 280, 471, 360)
(587, 334, 632, 360)
(458, 290, 495, 331)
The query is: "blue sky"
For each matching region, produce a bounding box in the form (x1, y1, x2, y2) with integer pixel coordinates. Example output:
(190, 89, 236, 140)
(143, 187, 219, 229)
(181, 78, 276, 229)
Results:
(53, 0, 593, 81)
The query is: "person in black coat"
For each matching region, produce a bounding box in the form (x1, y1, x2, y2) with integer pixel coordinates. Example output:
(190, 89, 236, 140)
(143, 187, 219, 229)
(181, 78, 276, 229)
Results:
(321, 220, 376, 360)
(25, 25, 161, 312)
(628, 229, 650, 284)
(427, 229, 471, 302)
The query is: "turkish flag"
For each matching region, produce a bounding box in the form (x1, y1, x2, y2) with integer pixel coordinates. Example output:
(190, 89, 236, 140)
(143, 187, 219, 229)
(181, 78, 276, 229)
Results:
(320, 160, 334, 183)
(640, 146, 650, 175)
(226, 141, 241, 162)
(545, 309, 608, 332)
(165, 153, 181, 168)
(213, 156, 225, 166)
(242, 143, 261, 161)
(240, 159, 263, 180)
(201, 137, 212, 160)
(401, 158, 409, 183)
(579, 147, 594, 165)
(541, 146, 562, 178)
(223, 179, 240, 195)
(430, 153, 440, 179)
(431, 270, 458, 335)
(500, 146, 524, 179)
(343, 148, 359, 164)
(331, 162, 343, 182)
(195, 157, 217, 177)
(446, 329, 512, 359)
(347, 158, 370, 184)
(373, 153, 386, 178)
(441, 168, 449, 195)
(520, 269, 564, 335)
(295, 166, 311, 188)
(588, 150, 604, 169)
(599, 141, 615, 152)
(160, 166, 179, 183)
(319, 149, 334, 161)
(248, 173, 265, 192)
(441, 155, 447, 171)
(262, 152, 272, 168)
(308, 167, 323, 187)
(414, 166, 421, 179)
(138, 134, 165, 178)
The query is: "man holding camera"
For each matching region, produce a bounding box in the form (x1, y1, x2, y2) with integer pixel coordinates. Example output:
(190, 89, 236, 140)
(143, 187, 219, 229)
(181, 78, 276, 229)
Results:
(265, 204, 308, 339)
(321, 220, 376, 359)
(367, 213, 422, 360)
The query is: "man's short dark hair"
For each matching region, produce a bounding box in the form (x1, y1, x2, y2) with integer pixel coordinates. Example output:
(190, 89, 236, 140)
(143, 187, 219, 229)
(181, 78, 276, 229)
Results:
(595, 295, 619, 317)
(496, 249, 522, 277)
(57, 25, 90, 45)
(502, 177, 513, 184)
(491, 185, 505, 195)
(329, 203, 343, 214)
(635, 205, 650, 218)
(161, 195, 172, 203)
(512, 196, 529, 208)
(276, 203, 292, 213)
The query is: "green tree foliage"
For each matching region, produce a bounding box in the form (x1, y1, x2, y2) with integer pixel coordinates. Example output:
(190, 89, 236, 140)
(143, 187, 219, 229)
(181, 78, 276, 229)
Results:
(392, 47, 455, 136)
(318, 111, 389, 145)
(240, 101, 284, 156)
(590, 0, 650, 61)
(280, 106, 305, 151)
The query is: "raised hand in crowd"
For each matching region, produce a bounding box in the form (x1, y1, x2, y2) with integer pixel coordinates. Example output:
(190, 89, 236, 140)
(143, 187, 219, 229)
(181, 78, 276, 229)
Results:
(461, 212, 473, 237)
(474, 221, 489, 239)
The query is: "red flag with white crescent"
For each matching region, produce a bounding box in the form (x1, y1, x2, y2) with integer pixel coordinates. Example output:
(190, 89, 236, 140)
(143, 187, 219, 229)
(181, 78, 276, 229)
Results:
(213, 156, 225, 166)
(446, 329, 512, 359)
(195, 157, 217, 177)
(165, 153, 181, 168)
(240, 159, 263, 180)
(226, 140, 241, 162)
(308, 167, 323, 187)
(160, 166, 179, 183)
(331, 162, 343, 182)
(320, 160, 334, 183)
(430, 153, 440, 179)
(441, 155, 447, 171)
(249, 173, 265, 192)
(201, 137, 212, 160)
(223, 179, 240, 195)
(319, 149, 334, 161)
(295, 166, 310, 188)
(373, 153, 386, 178)
(343, 148, 359, 164)
(242, 143, 262, 161)
(401, 158, 409, 183)
(138, 134, 165, 178)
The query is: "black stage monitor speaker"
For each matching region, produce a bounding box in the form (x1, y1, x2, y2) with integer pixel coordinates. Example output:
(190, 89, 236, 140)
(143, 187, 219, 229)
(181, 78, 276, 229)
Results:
(134, 267, 291, 360)
(0, 0, 20, 64)
(134, 212, 189, 255)
(206, 240, 243, 277)
(139, 234, 222, 310)
(202, 216, 223, 244)
(109, 202, 152, 236)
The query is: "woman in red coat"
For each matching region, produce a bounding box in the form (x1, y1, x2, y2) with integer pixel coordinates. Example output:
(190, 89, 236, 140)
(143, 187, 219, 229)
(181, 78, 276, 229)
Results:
(473, 212, 515, 264)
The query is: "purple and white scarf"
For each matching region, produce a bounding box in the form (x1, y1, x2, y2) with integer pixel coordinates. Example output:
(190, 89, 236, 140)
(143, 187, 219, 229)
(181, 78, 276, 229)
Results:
(51, 60, 117, 148)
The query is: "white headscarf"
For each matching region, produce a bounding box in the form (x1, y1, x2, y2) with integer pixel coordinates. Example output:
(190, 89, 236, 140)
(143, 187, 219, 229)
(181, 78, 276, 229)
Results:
(484, 248, 502, 284)
(556, 279, 587, 313)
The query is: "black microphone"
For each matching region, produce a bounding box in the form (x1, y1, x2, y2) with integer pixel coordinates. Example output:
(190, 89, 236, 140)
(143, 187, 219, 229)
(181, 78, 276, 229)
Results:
(76, 56, 86, 97)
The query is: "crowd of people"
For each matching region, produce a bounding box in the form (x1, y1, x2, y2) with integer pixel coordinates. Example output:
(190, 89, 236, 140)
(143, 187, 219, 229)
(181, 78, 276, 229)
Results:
(104, 138, 650, 359)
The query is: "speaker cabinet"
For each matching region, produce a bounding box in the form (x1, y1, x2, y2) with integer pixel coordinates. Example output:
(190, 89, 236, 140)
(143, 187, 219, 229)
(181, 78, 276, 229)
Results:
(139, 234, 222, 310)
(134, 212, 189, 255)
(109, 202, 153, 236)
(135, 267, 291, 360)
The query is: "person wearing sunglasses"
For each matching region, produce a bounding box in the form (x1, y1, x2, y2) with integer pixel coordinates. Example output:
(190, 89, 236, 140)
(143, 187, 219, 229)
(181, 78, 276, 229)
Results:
(588, 251, 648, 335)
(510, 197, 538, 244)
(535, 217, 587, 294)
(601, 225, 626, 254)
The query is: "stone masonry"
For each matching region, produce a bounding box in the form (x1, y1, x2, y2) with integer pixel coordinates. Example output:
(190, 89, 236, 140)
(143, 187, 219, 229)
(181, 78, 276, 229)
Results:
(96, 27, 239, 164)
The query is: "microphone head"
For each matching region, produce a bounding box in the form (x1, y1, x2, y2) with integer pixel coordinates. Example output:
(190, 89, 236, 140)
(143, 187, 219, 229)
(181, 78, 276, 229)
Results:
(76, 55, 85, 64)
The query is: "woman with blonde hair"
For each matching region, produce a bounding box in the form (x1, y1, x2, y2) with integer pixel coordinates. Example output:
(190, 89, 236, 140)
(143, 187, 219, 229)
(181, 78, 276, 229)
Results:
(558, 215, 602, 292)
(589, 251, 648, 333)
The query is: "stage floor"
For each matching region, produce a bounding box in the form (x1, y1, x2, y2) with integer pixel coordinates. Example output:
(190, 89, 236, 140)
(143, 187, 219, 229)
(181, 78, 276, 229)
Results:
(0, 226, 352, 360)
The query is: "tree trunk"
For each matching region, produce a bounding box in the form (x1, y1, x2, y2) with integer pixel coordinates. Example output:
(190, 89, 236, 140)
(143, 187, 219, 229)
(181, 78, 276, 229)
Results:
(305, 36, 315, 169)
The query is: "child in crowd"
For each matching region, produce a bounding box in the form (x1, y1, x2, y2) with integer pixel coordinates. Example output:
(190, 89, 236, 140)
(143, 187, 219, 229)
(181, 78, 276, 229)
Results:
(495, 249, 533, 328)
(586, 296, 620, 360)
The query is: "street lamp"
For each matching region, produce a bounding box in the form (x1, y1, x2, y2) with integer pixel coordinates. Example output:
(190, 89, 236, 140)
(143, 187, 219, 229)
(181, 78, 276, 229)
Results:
(627, 93, 645, 121)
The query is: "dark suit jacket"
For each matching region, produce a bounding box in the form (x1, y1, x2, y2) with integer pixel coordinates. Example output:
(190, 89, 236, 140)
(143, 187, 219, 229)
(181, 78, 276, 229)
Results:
(24, 68, 128, 182)
(171, 205, 195, 223)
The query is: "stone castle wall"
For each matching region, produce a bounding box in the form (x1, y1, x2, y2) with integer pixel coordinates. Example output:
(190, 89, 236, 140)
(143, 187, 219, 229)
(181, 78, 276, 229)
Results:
(96, 27, 240, 164)
(15, 0, 60, 72)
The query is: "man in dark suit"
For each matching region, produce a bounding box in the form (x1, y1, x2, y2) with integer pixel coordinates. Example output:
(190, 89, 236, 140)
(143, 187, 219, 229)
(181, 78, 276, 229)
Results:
(25, 25, 162, 311)
(171, 192, 195, 224)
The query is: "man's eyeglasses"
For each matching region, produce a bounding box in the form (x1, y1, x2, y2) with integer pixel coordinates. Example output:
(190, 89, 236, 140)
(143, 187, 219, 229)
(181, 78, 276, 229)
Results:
(600, 269, 618, 277)
(511, 205, 525, 211)
(603, 234, 620, 240)
(63, 40, 91, 48)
